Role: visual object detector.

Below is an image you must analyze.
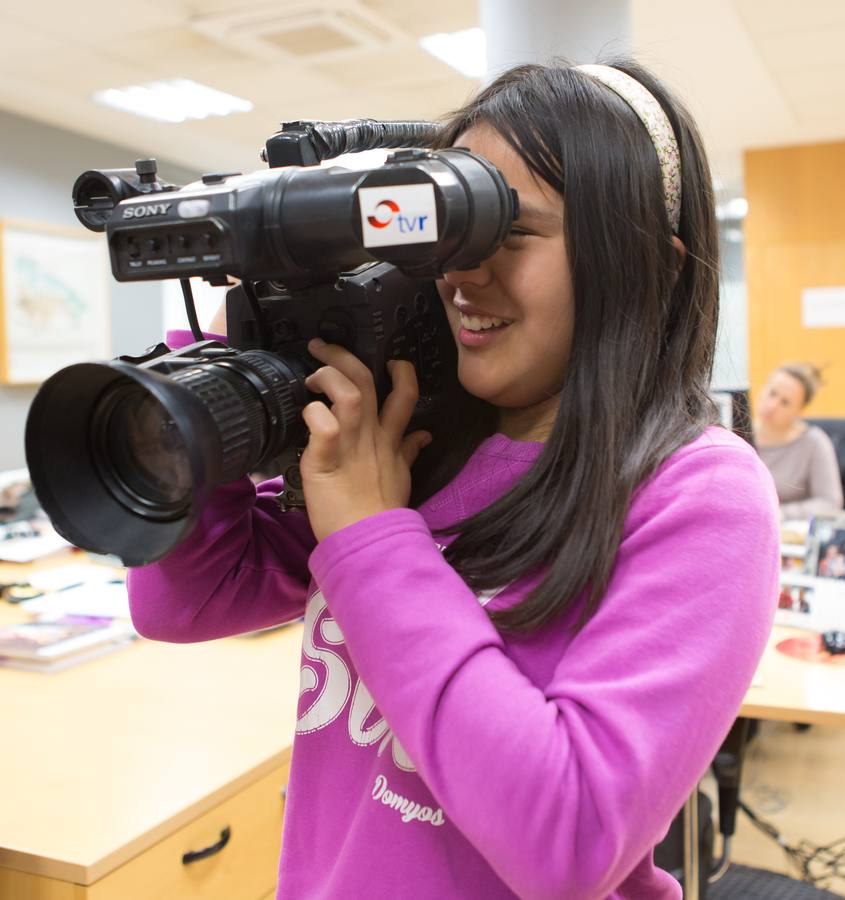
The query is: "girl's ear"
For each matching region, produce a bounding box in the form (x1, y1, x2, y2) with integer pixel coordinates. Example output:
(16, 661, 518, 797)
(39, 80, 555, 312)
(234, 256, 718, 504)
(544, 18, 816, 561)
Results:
(671, 235, 687, 277)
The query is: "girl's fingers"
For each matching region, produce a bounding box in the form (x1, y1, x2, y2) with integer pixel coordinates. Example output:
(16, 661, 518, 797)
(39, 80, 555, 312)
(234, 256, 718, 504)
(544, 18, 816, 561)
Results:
(400, 430, 432, 469)
(301, 401, 341, 472)
(308, 340, 377, 415)
(305, 348, 426, 468)
(379, 359, 421, 447)
(305, 365, 367, 430)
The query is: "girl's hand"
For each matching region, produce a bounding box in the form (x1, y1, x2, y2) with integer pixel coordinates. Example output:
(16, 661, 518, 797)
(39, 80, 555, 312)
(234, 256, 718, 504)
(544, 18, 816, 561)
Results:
(299, 339, 432, 542)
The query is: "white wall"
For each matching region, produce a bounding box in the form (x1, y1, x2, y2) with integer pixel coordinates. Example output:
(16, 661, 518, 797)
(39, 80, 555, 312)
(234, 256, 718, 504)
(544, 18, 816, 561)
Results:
(0, 109, 200, 470)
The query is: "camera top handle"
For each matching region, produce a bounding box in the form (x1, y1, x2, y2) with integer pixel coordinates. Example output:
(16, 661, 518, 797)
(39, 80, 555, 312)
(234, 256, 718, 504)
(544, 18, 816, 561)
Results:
(262, 119, 443, 168)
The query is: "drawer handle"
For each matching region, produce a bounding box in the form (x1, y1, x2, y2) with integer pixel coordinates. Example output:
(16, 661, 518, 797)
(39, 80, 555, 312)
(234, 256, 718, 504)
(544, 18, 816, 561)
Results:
(182, 826, 231, 865)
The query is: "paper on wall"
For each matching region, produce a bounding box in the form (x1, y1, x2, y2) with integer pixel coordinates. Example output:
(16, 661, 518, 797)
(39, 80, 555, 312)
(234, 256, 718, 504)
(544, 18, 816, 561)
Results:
(802, 286, 845, 328)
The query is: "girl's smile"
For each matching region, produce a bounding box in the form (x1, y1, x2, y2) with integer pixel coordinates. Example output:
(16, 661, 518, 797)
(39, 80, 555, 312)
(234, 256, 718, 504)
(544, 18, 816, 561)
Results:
(454, 296, 514, 346)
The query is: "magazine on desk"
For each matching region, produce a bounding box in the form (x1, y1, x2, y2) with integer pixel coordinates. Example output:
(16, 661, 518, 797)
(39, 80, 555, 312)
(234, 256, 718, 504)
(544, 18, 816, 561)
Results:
(0, 617, 136, 672)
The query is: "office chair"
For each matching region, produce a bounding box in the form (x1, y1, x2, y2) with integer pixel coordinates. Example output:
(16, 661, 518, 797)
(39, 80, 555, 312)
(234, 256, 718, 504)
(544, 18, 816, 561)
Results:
(803, 417, 845, 501)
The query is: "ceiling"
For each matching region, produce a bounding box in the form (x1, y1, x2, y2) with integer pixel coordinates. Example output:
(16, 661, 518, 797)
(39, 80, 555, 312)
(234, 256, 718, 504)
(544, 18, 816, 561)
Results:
(1, 0, 844, 195)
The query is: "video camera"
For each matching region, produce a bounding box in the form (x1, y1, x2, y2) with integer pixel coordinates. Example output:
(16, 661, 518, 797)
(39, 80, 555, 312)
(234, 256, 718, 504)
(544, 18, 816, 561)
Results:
(24, 120, 518, 566)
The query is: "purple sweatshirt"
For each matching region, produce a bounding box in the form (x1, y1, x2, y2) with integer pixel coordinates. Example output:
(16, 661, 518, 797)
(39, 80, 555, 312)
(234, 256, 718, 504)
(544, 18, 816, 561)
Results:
(128, 334, 780, 899)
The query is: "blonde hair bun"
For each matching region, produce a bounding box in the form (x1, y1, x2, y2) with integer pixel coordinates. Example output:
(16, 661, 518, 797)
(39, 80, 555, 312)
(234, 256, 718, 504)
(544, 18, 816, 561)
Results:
(777, 362, 825, 405)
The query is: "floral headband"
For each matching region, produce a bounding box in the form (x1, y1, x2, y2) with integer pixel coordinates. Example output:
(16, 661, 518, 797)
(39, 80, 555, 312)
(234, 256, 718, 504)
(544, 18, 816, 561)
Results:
(575, 64, 682, 233)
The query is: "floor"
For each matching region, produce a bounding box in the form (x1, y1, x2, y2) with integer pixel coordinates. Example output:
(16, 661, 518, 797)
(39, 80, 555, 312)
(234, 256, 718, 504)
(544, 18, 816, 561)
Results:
(700, 720, 845, 897)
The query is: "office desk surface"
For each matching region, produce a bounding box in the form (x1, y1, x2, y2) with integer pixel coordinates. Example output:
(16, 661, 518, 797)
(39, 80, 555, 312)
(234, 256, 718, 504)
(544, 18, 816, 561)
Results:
(741, 624, 845, 726)
(0, 554, 303, 885)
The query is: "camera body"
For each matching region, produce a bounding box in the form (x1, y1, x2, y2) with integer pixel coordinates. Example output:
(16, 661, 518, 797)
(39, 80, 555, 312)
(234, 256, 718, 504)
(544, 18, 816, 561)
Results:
(76, 145, 515, 287)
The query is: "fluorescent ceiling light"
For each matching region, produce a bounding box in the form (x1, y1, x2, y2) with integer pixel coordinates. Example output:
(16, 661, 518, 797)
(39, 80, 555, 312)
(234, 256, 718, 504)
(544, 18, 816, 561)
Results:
(93, 79, 253, 123)
(419, 27, 486, 79)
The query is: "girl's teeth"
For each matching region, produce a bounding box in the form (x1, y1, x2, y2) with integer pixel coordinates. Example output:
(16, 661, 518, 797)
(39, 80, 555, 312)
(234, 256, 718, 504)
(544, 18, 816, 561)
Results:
(460, 313, 510, 331)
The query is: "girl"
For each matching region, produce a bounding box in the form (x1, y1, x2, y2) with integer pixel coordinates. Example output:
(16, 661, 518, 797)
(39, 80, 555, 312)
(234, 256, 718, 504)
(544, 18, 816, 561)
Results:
(129, 60, 779, 899)
(754, 362, 843, 519)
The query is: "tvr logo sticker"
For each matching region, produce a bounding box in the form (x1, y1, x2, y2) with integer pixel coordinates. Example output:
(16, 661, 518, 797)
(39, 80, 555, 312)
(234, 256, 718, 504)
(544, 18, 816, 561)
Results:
(359, 183, 438, 249)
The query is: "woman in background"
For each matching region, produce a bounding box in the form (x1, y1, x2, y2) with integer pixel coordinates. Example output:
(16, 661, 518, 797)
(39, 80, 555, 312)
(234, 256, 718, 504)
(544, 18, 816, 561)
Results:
(754, 363, 843, 519)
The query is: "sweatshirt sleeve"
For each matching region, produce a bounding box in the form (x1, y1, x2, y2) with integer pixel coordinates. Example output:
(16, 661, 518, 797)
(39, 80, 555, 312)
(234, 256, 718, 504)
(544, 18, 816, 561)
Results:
(308, 442, 780, 900)
(128, 327, 316, 641)
(781, 427, 844, 519)
(165, 328, 228, 347)
(128, 477, 317, 641)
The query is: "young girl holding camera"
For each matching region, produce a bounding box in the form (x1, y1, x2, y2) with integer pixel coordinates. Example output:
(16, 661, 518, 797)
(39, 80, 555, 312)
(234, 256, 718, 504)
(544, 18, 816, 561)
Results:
(129, 60, 779, 899)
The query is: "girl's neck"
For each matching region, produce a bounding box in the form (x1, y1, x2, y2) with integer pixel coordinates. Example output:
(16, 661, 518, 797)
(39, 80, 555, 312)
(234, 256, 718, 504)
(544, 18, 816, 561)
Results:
(497, 396, 558, 443)
(755, 418, 807, 447)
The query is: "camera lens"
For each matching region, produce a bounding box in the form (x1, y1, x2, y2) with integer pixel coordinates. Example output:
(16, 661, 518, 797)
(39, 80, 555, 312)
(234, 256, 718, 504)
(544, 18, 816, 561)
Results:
(25, 348, 308, 565)
(93, 385, 192, 517)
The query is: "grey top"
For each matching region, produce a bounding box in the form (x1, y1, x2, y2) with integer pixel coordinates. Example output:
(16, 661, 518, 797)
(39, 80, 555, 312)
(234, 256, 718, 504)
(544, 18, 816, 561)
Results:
(757, 424, 844, 519)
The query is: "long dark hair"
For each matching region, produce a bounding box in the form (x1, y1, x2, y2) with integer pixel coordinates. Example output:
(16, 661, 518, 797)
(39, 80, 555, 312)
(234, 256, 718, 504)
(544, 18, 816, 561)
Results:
(410, 59, 720, 634)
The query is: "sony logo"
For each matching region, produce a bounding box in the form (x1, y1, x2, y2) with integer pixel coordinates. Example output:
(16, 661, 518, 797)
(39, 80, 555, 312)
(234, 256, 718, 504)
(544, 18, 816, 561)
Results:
(122, 202, 172, 219)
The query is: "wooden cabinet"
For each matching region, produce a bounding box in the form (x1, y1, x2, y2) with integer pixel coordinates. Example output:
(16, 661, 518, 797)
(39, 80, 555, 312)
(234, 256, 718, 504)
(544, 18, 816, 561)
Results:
(92, 762, 287, 900)
(0, 762, 288, 899)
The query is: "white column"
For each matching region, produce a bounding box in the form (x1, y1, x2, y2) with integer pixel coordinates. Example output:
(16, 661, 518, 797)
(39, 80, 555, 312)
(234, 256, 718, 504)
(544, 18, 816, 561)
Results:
(480, 0, 631, 79)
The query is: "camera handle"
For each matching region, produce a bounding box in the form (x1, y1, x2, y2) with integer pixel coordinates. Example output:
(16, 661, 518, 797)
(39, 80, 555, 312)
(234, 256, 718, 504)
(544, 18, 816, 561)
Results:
(262, 119, 441, 168)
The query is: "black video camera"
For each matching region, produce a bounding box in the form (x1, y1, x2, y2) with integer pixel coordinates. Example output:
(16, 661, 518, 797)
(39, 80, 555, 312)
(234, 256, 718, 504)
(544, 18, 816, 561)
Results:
(25, 120, 518, 566)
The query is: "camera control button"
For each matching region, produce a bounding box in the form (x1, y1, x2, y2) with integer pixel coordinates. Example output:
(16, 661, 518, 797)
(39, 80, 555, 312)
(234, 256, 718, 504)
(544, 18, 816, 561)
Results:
(178, 199, 211, 218)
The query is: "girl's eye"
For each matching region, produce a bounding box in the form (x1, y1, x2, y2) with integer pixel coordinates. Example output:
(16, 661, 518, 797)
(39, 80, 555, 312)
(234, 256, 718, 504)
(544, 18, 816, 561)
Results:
(506, 229, 532, 243)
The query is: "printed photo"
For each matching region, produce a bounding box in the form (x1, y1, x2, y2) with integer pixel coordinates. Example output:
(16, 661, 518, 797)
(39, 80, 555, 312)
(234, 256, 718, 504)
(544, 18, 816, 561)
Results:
(777, 582, 814, 615)
(806, 516, 845, 581)
(780, 551, 807, 573)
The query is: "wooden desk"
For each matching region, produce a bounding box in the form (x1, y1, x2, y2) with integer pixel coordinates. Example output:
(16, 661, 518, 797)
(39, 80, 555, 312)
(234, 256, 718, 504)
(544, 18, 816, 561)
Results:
(741, 624, 845, 726)
(0, 553, 303, 900)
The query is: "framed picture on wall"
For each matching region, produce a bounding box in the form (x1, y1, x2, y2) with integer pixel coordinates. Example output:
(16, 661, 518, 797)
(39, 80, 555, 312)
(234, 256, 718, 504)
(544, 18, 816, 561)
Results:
(0, 219, 110, 384)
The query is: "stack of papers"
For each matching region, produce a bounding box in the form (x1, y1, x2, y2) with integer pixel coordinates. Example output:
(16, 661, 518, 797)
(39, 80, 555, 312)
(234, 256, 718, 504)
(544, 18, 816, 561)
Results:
(0, 519, 70, 563)
(21, 566, 130, 619)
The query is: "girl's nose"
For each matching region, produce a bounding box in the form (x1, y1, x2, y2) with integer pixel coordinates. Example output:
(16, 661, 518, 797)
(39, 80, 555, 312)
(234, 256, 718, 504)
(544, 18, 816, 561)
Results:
(442, 264, 491, 289)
